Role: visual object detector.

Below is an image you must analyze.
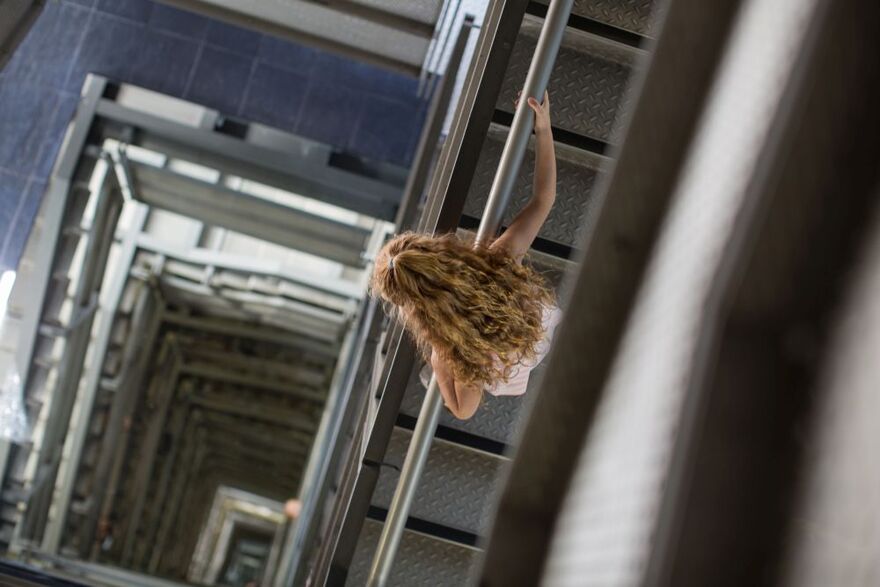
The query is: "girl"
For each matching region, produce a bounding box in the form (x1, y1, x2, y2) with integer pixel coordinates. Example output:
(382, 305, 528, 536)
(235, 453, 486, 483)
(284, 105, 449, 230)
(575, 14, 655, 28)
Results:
(371, 91, 561, 420)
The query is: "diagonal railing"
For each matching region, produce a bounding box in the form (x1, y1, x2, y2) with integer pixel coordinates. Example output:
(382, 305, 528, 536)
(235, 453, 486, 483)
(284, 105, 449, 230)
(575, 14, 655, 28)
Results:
(365, 1, 574, 585)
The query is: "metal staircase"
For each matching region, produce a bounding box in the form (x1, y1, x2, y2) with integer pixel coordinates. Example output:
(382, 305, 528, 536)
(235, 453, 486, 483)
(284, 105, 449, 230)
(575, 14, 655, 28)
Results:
(310, 1, 660, 585)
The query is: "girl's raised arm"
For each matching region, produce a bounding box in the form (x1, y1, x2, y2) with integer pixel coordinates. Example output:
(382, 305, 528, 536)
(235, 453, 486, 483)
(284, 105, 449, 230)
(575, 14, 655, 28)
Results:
(491, 91, 557, 260)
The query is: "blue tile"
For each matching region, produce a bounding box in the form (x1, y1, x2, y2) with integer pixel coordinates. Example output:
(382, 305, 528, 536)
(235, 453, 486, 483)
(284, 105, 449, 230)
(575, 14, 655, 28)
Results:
(3, 3, 91, 89)
(205, 21, 260, 56)
(185, 46, 253, 114)
(296, 82, 361, 148)
(130, 30, 199, 96)
(66, 13, 145, 93)
(383, 71, 421, 100)
(149, 4, 210, 39)
(0, 171, 26, 224)
(0, 81, 59, 175)
(96, 0, 153, 22)
(2, 178, 46, 271)
(257, 35, 315, 74)
(313, 51, 398, 95)
(35, 93, 80, 178)
(351, 95, 422, 165)
(0, 171, 30, 269)
(240, 64, 307, 129)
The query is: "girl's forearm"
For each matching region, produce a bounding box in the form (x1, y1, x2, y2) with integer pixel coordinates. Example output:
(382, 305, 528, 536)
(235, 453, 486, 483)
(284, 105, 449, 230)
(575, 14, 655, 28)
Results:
(532, 127, 557, 207)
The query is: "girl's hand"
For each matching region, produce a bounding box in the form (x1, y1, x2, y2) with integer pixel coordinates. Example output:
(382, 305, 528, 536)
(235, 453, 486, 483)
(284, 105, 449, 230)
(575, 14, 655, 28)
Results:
(515, 90, 552, 133)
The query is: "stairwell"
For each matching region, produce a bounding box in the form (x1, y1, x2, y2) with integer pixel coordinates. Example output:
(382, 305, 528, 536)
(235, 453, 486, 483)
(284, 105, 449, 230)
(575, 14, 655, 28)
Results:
(325, 1, 660, 584)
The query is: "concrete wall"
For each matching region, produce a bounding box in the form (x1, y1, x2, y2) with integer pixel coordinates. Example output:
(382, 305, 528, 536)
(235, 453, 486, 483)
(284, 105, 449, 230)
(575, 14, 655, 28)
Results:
(0, 0, 429, 271)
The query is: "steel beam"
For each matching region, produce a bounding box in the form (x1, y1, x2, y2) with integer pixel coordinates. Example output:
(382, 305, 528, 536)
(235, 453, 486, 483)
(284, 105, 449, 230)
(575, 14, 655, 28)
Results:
(42, 203, 149, 554)
(95, 97, 403, 220)
(178, 364, 326, 402)
(118, 346, 183, 566)
(0, 75, 107, 499)
(274, 298, 373, 586)
(129, 162, 371, 267)
(135, 233, 362, 300)
(19, 166, 125, 546)
(162, 312, 337, 357)
(81, 284, 165, 558)
(156, 0, 427, 76)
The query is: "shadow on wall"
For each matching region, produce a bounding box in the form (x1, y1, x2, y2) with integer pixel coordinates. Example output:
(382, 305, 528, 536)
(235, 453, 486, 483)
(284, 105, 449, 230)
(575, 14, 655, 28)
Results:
(0, 0, 429, 271)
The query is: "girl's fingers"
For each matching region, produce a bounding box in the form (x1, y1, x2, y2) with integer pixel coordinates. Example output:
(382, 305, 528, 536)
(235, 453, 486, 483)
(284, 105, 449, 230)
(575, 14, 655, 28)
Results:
(527, 97, 542, 115)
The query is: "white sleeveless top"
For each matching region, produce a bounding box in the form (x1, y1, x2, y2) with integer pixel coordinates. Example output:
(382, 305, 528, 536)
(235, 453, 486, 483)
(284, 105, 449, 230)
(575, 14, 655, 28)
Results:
(420, 305, 563, 397)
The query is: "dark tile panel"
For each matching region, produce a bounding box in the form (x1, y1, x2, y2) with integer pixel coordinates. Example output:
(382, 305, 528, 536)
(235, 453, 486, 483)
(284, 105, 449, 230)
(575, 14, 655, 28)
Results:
(0, 80, 59, 175)
(314, 51, 401, 95)
(2, 179, 46, 270)
(149, 4, 211, 39)
(240, 64, 308, 129)
(0, 171, 26, 228)
(65, 12, 145, 93)
(351, 95, 424, 165)
(131, 29, 200, 96)
(382, 71, 420, 101)
(185, 46, 253, 114)
(34, 93, 79, 179)
(257, 35, 316, 75)
(96, 0, 154, 23)
(206, 20, 261, 56)
(3, 2, 91, 89)
(297, 82, 361, 148)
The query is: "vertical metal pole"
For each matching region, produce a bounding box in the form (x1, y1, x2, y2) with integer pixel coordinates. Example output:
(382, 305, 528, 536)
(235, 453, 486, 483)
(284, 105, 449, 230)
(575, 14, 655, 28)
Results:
(366, 2, 573, 585)
(367, 378, 444, 587)
(272, 301, 364, 587)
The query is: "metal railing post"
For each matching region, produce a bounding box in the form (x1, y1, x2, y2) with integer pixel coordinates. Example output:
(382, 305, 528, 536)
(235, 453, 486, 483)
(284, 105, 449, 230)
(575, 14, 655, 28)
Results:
(366, 1, 573, 584)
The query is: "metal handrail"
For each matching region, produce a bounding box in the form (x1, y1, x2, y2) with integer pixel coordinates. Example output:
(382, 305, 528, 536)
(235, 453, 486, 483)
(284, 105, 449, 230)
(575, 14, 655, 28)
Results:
(365, 1, 574, 584)
(398, 14, 476, 232)
(273, 296, 378, 587)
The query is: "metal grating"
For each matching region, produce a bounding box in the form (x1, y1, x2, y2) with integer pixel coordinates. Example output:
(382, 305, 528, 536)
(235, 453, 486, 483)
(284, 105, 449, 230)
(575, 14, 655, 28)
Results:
(464, 126, 604, 248)
(562, 0, 658, 36)
(346, 519, 480, 587)
(498, 21, 639, 143)
(372, 427, 505, 535)
(540, 0, 822, 584)
(399, 365, 540, 447)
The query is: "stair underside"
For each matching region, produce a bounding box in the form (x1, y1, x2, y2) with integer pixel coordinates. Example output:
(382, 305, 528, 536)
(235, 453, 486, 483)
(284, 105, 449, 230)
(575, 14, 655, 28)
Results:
(535, 0, 658, 37)
(372, 427, 507, 536)
(346, 519, 479, 587)
(497, 17, 641, 144)
(465, 125, 604, 250)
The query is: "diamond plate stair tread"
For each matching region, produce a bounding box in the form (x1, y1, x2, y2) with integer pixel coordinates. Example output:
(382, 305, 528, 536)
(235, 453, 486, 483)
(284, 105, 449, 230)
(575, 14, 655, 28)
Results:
(372, 427, 505, 535)
(399, 360, 548, 447)
(346, 519, 479, 587)
(464, 130, 602, 248)
(535, 0, 657, 36)
(498, 25, 637, 143)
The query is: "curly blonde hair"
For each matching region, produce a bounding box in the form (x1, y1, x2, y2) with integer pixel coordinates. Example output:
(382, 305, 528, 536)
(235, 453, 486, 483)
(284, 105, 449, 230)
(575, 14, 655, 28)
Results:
(370, 232, 555, 389)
